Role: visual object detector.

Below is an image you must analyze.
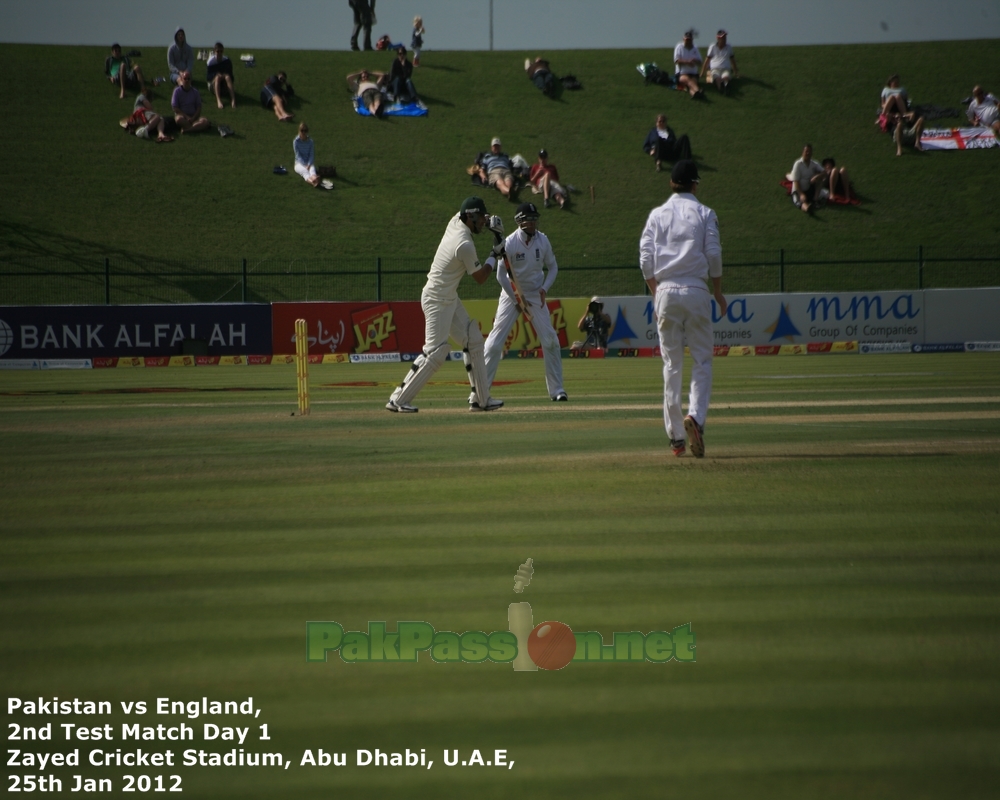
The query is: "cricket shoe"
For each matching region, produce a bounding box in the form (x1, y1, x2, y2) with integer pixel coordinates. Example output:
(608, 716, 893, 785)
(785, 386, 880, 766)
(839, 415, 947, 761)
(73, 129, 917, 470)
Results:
(469, 397, 504, 412)
(552, 391, 568, 402)
(386, 390, 418, 413)
(683, 416, 705, 458)
(670, 439, 686, 457)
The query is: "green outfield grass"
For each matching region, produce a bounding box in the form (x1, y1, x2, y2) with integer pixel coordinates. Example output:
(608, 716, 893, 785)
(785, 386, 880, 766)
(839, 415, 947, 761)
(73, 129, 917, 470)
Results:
(2, 354, 999, 798)
(1, 39, 998, 287)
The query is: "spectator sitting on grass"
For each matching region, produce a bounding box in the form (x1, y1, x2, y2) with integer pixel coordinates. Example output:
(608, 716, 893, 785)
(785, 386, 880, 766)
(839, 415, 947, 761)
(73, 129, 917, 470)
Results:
(293, 123, 333, 190)
(643, 114, 692, 172)
(893, 113, 925, 156)
(477, 138, 516, 200)
(790, 144, 827, 213)
(880, 74, 914, 124)
(347, 69, 387, 117)
(105, 43, 147, 99)
(388, 45, 418, 102)
(674, 30, 703, 99)
(261, 72, 295, 121)
(168, 27, 194, 85)
(120, 94, 173, 143)
(171, 71, 210, 133)
(699, 30, 739, 94)
(529, 150, 568, 209)
(967, 85, 1000, 134)
(525, 56, 556, 96)
(821, 158, 853, 201)
(206, 42, 236, 109)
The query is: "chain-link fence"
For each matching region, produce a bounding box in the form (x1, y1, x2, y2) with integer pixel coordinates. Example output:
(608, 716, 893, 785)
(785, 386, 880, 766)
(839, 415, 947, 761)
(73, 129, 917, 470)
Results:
(2, 246, 997, 305)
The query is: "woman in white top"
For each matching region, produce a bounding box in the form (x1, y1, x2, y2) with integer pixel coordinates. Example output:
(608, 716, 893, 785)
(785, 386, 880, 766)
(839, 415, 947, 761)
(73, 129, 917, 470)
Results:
(293, 123, 332, 189)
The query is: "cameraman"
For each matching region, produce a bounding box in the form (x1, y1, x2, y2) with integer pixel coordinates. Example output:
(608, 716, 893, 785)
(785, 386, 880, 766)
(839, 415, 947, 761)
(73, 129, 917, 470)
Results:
(575, 297, 612, 350)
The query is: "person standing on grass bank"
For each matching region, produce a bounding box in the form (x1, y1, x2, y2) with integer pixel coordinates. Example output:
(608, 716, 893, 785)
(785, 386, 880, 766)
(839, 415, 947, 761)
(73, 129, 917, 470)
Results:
(411, 16, 425, 67)
(640, 160, 726, 459)
(171, 71, 210, 133)
(349, 0, 376, 51)
(168, 27, 194, 85)
(293, 123, 333, 190)
(387, 197, 505, 414)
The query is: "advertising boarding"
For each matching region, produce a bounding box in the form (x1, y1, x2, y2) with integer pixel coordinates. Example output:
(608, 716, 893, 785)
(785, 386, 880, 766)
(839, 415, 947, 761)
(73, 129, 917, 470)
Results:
(0, 304, 272, 360)
(595, 290, 927, 349)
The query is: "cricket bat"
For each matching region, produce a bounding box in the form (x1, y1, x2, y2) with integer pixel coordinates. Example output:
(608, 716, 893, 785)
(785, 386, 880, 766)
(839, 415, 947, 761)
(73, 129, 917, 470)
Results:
(502, 251, 533, 322)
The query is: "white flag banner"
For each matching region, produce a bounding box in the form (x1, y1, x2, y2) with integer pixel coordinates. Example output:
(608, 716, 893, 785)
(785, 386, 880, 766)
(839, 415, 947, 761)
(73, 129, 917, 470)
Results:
(920, 127, 998, 150)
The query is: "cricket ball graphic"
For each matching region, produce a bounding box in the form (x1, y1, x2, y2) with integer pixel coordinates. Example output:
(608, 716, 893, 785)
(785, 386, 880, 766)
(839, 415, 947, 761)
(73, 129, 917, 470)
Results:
(527, 621, 576, 670)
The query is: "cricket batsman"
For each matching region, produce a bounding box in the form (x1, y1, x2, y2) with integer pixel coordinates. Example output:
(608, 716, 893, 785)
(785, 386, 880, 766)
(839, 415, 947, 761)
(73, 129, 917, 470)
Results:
(483, 202, 567, 402)
(640, 160, 727, 457)
(387, 196, 506, 413)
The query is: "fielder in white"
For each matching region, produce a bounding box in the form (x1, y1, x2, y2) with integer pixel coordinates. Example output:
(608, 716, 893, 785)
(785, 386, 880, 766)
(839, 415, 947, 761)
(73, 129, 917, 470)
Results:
(640, 160, 727, 458)
(387, 196, 506, 413)
(483, 202, 567, 402)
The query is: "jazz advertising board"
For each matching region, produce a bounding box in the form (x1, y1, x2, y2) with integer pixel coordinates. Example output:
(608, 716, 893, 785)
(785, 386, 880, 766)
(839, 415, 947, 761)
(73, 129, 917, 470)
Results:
(0, 304, 272, 360)
(271, 302, 426, 356)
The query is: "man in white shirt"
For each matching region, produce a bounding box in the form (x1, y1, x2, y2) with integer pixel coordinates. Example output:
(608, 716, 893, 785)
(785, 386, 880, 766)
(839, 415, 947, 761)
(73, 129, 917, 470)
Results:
(483, 202, 567, 403)
(967, 85, 1000, 133)
(640, 160, 726, 458)
(673, 30, 704, 99)
(700, 30, 739, 94)
(790, 144, 828, 213)
(387, 197, 505, 413)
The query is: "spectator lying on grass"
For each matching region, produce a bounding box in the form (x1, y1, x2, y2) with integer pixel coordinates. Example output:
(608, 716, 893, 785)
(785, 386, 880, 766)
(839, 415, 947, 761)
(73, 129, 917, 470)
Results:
(261, 72, 295, 122)
(120, 94, 173, 142)
(525, 57, 556, 96)
(476, 138, 516, 200)
(347, 69, 387, 117)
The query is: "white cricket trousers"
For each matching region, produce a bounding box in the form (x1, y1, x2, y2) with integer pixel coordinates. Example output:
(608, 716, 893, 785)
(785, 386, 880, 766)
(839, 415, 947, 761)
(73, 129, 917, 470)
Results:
(655, 285, 714, 441)
(484, 290, 564, 397)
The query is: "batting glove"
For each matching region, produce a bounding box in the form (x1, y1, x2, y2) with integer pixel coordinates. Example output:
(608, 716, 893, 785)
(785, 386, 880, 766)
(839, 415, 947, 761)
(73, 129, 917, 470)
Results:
(488, 215, 505, 238)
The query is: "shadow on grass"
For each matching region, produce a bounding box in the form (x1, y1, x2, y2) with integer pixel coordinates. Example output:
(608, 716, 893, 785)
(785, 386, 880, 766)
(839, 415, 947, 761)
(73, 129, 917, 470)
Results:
(420, 63, 462, 73)
(0, 220, 251, 303)
(418, 93, 453, 108)
(733, 76, 777, 93)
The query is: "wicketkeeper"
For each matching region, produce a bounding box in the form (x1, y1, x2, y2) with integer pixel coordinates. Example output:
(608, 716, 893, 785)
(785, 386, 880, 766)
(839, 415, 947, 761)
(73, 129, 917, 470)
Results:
(387, 196, 506, 413)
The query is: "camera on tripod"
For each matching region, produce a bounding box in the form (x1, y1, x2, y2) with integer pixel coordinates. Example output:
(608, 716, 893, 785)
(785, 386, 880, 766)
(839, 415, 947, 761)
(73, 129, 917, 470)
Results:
(580, 299, 610, 349)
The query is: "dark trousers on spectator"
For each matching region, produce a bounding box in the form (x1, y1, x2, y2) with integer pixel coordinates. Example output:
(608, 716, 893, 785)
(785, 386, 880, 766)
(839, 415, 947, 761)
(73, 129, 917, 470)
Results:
(654, 135, 692, 163)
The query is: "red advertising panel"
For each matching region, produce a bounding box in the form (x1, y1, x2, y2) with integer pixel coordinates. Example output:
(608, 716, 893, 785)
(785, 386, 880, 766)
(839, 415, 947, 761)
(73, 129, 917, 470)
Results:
(271, 302, 425, 355)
